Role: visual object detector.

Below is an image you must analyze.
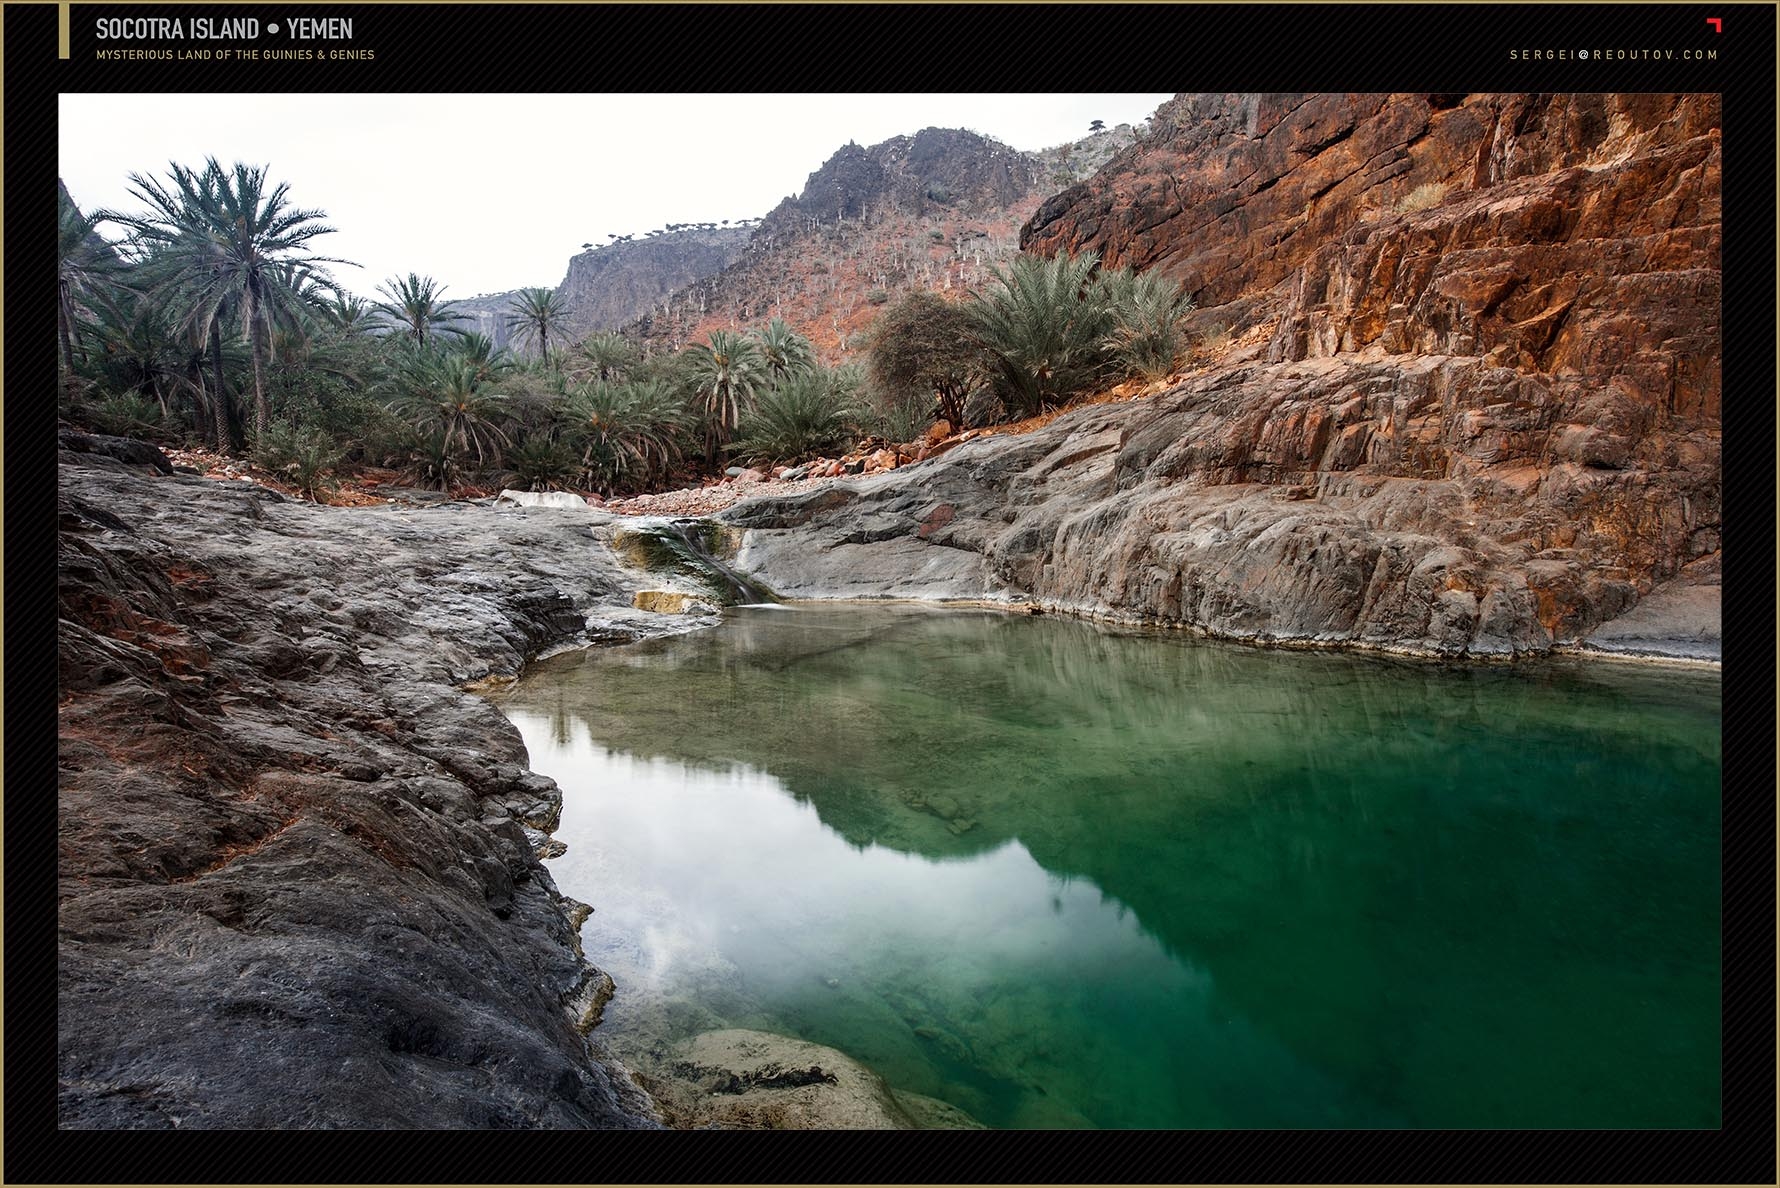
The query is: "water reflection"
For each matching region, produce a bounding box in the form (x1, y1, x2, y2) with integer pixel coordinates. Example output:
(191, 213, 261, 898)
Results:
(497, 605, 1721, 1128)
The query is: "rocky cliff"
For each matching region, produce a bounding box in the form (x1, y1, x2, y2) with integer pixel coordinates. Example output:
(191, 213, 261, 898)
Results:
(57, 447, 695, 1127)
(446, 289, 525, 351)
(632, 128, 1075, 357)
(449, 228, 751, 352)
(555, 227, 751, 342)
(721, 93, 1721, 659)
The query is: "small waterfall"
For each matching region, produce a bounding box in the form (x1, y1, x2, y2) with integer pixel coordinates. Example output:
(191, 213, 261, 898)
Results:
(665, 519, 778, 606)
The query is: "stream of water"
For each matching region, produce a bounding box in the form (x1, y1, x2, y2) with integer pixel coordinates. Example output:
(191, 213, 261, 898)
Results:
(494, 604, 1721, 1128)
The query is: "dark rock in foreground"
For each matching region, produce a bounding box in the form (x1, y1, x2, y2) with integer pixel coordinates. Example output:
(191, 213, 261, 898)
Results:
(57, 456, 673, 1128)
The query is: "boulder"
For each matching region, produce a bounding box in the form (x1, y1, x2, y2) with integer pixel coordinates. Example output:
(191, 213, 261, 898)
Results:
(58, 429, 174, 474)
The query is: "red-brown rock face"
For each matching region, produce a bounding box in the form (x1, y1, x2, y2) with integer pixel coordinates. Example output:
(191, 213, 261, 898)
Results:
(1014, 92, 1719, 652)
(729, 94, 1719, 658)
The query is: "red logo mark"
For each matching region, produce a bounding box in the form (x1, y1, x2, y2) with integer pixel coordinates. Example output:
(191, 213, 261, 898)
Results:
(1706, 17, 1722, 32)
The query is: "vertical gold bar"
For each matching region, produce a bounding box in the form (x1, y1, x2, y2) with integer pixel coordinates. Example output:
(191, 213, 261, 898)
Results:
(60, 0, 72, 58)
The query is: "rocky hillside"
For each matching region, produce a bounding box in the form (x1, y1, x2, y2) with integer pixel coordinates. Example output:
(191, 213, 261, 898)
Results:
(450, 228, 752, 351)
(554, 227, 751, 342)
(630, 126, 1134, 358)
(721, 93, 1721, 660)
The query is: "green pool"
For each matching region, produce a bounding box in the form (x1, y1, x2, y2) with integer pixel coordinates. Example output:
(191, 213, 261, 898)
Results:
(495, 604, 1722, 1128)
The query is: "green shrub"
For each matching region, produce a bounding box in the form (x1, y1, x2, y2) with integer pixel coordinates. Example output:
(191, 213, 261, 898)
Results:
(562, 379, 685, 494)
(968, 251, 1116, 417)
(504, 435, 580, 492)
(1102, 268, 1196, 380)
(252, 422, 345, 502)
(87, 392, 164, 437)
(866, 288, 891, 306)
(864, 386, 934, 443)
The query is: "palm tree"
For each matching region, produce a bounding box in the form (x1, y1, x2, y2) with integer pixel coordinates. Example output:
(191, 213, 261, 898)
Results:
(105, 158, 349, 438)
(751, 317, 815, 382)
(374, 272, 469, 348)
(575, 330, 636, 382)
(387, 349, 510, 469)
(684, 329, 764, 466)
(452, 332, 517, 385)
(320, 291, 379, 336)
(729, 368, 860, 464)
(1100, 267, 1196, 380)
(506, 287, 569, 359)
(967, 250, 1115, 417)
(561, 379, 684, 493)
(82, 288, 204, 423)
(58, 184, 127, 387)
(120, 238, 247, 448)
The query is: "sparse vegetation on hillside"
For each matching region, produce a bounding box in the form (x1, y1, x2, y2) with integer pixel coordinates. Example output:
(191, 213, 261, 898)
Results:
(1396, 181, 1450, 213)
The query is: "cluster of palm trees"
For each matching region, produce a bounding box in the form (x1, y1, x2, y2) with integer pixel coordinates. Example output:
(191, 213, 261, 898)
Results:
(62, 158, 1196, 502)
(59, 159, 875, 498)
(392, 318, 863, 494)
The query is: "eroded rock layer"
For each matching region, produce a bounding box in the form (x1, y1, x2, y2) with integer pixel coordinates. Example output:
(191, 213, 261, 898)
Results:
(57, 454, 676, 1128)
(726, 93, 1720, 659)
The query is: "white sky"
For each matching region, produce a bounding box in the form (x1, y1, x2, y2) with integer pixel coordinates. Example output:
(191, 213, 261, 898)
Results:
(59, 92, 1174, 300)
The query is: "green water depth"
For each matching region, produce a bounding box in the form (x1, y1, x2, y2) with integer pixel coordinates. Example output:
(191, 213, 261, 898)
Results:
(496, 605, 1721, 1128)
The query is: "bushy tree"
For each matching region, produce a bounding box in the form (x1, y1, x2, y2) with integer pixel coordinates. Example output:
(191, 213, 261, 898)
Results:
(866, 291, 981, 429)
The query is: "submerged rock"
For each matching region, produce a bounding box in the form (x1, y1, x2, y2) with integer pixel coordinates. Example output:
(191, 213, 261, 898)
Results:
(640, 1028, 981, 1129)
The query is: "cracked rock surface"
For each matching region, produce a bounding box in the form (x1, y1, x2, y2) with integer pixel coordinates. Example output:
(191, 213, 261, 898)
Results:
(727, 93, 1720, 661)
(57, 454, 688, 1128)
